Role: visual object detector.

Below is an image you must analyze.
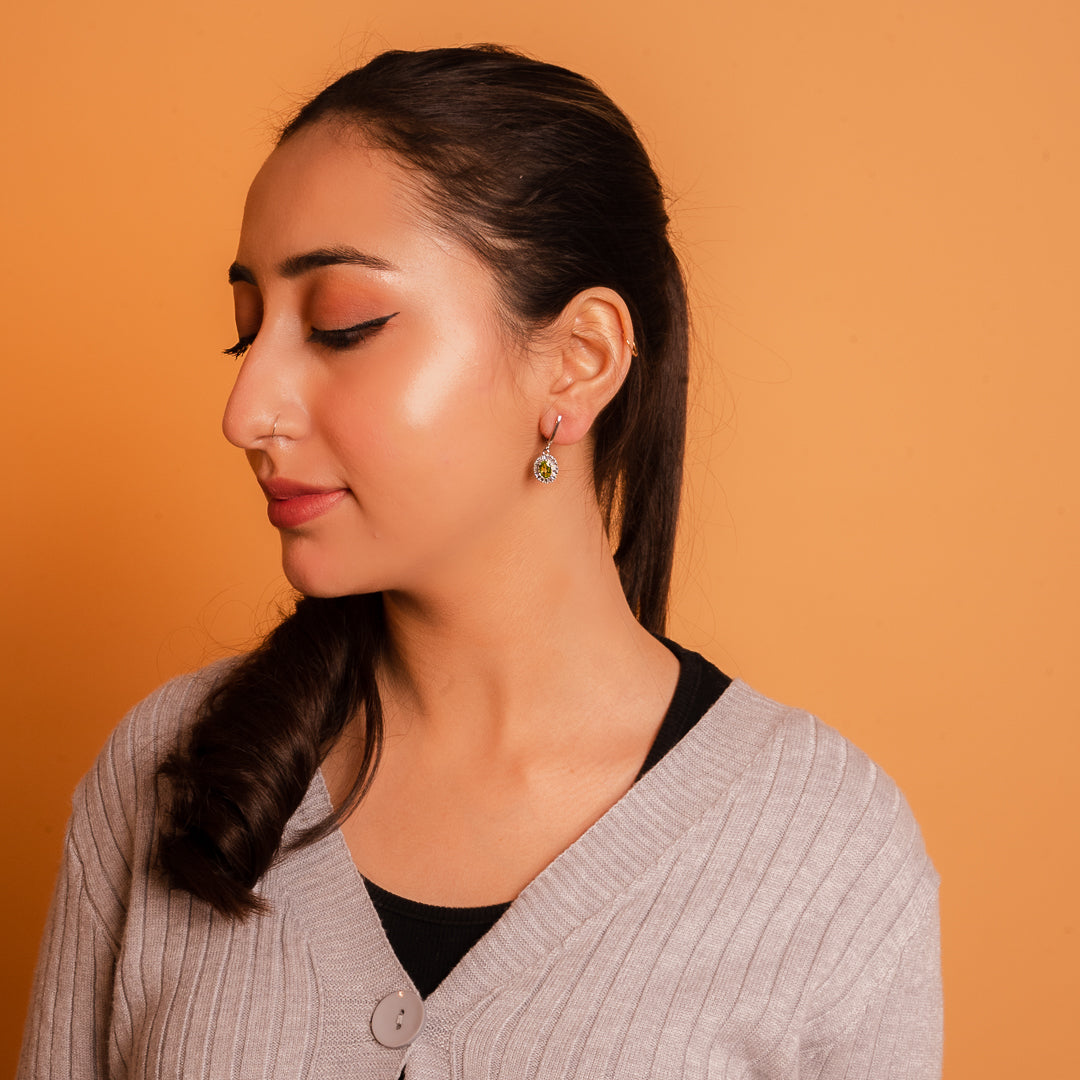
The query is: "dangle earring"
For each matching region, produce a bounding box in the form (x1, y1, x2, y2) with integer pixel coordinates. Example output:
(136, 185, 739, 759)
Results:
(532, 415, 562, 484)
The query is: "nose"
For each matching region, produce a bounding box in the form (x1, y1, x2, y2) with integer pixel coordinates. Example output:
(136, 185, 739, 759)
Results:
(221, 333, 306, 450)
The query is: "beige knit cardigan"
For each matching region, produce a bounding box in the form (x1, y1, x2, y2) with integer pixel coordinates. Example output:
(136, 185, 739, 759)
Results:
(19, 662, 942, 1078)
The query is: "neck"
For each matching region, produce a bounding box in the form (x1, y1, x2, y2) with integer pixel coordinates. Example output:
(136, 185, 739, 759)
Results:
(374, 487, 673, 757)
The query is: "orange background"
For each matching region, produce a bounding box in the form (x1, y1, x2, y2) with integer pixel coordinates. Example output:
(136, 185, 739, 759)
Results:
(3, 1, 1077, 1075)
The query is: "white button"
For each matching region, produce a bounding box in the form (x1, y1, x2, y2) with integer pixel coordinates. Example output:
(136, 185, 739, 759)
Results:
(370, 989, 424, 1047)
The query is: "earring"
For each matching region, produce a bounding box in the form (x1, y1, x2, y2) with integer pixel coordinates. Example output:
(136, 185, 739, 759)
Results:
(626, 338, 638, 357)
(533, 415, 562, 484)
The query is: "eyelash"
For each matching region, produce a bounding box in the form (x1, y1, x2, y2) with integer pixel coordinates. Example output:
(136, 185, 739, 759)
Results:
(223, 312, 398, 359)
(223, 336, 254, 358)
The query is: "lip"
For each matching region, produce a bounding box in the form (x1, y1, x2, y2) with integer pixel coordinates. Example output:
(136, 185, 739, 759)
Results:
(259, 479, 348, 529)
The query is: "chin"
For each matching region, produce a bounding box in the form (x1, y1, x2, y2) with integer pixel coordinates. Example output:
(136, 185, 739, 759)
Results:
(282, 566, 372, 600)
(279, 541, 374, 599)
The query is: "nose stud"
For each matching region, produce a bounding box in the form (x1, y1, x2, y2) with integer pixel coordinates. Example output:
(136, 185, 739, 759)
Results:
(533, 415, 561, 484)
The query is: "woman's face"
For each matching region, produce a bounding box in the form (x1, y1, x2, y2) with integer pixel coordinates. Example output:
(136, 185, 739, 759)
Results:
(223, 123, 545, 599)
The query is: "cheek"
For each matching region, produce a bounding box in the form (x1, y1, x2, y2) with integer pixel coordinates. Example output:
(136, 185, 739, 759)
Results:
(317, 353, 483, 484)
(378, 331, 517, 443)
(316, 319, 527, 497)
(397, 352, 479, 430)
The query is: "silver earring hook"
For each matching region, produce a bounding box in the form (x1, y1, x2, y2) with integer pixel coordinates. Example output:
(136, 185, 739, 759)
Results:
(543, 415, 562, 452)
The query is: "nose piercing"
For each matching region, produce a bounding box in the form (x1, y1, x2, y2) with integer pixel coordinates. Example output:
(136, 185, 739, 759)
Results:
(271, 417, 278, 438)
(532, 415, 561, 484)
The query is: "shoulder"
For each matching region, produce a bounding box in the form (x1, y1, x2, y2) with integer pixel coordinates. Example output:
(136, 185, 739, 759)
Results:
(66, 658, 242, 905)
(704, 680, 936, 885)
(74, 656, 240, 813)
(704, 681, 940, 1035)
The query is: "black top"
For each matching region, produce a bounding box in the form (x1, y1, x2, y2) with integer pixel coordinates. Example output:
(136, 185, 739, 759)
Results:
(365, 639, 731, 999)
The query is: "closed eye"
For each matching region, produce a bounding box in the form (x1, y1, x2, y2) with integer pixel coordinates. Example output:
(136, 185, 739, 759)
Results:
(222, 313, 398, 359)
(309, 312, 399, 351)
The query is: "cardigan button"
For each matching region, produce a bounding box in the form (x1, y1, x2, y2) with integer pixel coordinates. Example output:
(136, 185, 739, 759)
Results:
(371, 989, 425, 1047)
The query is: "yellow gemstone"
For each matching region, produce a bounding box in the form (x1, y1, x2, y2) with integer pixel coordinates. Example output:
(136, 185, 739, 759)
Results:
(537, 459, 553, 480)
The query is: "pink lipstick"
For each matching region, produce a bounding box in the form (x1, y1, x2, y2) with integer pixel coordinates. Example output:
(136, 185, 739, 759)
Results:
(261, 479, 347, 529)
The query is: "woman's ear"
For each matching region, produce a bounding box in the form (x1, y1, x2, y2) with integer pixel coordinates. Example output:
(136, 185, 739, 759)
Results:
(537, 287, 636, 446)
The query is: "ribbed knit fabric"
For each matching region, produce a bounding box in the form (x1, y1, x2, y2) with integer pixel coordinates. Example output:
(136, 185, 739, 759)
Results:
(19, 662, 941, 1079)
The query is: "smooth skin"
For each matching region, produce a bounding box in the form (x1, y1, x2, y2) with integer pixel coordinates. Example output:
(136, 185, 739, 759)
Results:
(224, 123, 680, 906)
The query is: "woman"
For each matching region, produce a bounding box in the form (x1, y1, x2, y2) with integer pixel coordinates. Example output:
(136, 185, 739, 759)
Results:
(19, 45, 941, 1079)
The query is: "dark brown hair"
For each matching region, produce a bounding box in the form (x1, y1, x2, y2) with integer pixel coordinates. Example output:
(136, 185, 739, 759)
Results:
(158, 45, 690, 916)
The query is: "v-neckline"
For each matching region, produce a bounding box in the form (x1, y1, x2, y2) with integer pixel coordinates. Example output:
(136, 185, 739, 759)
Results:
(271, 678, 781, 1048)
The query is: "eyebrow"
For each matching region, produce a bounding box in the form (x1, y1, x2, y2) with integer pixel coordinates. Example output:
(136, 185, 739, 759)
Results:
(227, 245, 398, 285)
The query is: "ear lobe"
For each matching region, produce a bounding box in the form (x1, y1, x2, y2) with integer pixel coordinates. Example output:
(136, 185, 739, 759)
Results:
(542, 287, 635, 445)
